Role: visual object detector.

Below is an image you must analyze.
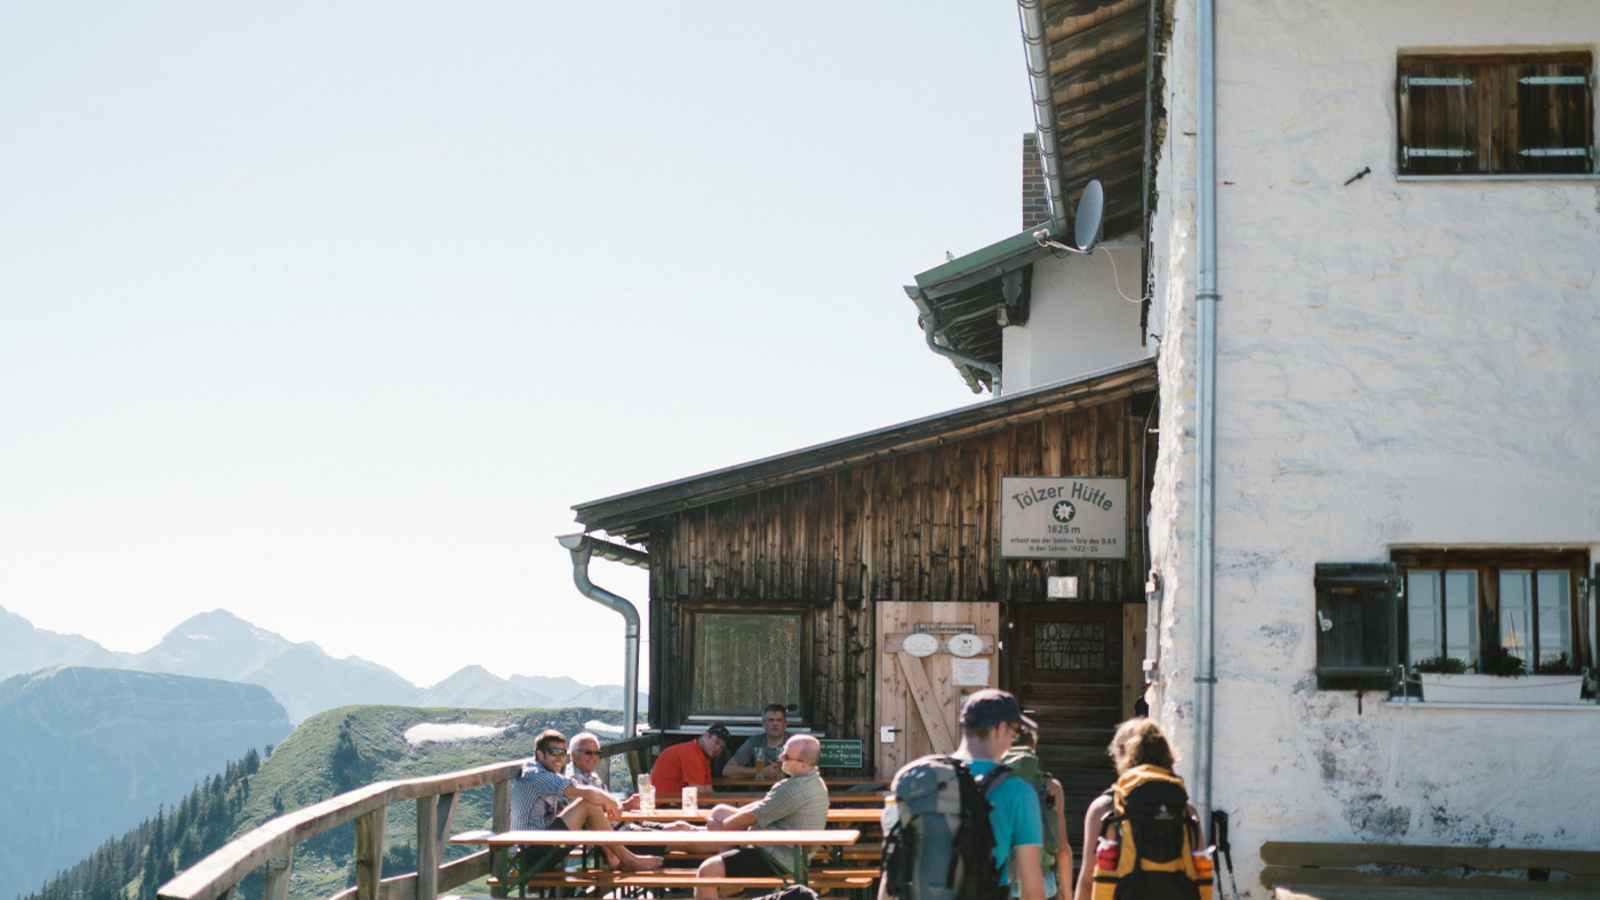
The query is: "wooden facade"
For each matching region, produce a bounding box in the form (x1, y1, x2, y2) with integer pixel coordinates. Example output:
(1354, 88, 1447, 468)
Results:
(574, 363, 1158, 744)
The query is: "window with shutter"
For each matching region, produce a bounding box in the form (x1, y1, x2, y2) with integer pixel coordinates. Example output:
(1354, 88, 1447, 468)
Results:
(1397, 52, 1595, 176)
(1313, 563, 1400, 690)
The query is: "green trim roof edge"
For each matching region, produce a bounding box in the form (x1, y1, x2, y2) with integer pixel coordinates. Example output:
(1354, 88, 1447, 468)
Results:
(911, 223, 1058, 290)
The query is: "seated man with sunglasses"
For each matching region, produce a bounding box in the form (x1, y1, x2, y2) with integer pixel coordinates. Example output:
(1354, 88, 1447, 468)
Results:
(510, 729, 662, 871)
(564, 731, 610, 789)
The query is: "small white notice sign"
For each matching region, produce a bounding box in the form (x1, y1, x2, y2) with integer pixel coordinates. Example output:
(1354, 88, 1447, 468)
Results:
(951, 658, 990, 686)
(1000, 476, 1128, 559)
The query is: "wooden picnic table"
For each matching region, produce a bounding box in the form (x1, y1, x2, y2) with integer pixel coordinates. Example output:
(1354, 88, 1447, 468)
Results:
(450, 828, 861, 848)
(714, 776, 883, 788)
(621, 808, 883, 824)
(672, 790, 889, 806)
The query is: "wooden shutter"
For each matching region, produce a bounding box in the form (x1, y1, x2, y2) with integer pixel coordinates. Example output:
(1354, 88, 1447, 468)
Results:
(1513, 54, 1595, 175)
(1397, 58, 1479, 174)
(1398, 52, 1594, 175)
(1314, 563, 1400, 690)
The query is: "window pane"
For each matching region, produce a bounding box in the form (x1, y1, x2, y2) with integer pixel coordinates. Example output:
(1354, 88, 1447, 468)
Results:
(1406, 570, 1441, 663)
(1443, 570, 1478, 664)
(691, 613, 801, 717)
(1537, 570, 1572, 667)
(1499, 570, 1533, 662)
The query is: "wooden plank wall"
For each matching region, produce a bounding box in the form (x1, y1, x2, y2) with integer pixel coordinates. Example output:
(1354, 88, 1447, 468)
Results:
(647, 386, 1156, 741)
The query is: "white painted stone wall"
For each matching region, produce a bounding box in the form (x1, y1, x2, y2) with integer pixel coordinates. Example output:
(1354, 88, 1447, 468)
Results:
(1000, 246, 1150, 393)
(1143, 2, 1600, 894)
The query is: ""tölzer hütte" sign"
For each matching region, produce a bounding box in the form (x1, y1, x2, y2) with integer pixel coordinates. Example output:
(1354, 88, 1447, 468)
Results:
(999, 476, 1128, 559)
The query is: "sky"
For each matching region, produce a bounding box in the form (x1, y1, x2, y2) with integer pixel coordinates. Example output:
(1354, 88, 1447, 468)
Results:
(1, 1, 1033, 689)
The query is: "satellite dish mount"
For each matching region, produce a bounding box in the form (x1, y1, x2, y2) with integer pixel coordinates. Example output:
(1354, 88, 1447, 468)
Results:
(1031, 179, 1105, 255)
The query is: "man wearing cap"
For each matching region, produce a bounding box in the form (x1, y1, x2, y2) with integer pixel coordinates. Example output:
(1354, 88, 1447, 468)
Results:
(957, 689, 1046, 900)
(648, 723, 729, 803)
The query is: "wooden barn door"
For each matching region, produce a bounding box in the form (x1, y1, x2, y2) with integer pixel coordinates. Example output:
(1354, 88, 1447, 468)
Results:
(874, 602, 1001, 777)
(1011, 602, 1124, 839)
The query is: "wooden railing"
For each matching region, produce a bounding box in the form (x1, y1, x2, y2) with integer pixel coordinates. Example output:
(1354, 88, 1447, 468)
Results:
(158, 735, 661, 900)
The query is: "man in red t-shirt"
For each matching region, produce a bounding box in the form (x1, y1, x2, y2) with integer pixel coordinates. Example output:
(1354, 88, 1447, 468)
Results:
(649, 723, 729, 801)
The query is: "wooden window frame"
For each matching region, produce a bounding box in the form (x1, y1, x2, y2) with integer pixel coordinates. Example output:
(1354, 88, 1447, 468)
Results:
(1397, 51, 1596, 177)
(1392, 548, 1591, 673)
(677, 602, 813, 726)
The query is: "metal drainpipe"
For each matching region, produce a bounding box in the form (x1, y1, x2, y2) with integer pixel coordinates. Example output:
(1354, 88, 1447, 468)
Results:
(1193, 0, 1220, 841)
(921, 314, 1002, 395)
(1018, 0, 1066, 230)
(556, 534, 640, 738)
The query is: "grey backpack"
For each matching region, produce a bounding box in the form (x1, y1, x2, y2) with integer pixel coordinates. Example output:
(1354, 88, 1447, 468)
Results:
(882, 755, 1010, 900)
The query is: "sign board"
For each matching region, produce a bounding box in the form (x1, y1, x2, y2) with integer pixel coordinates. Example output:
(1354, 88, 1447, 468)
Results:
(902, 633, 939, 657)
(819, 738, 864, 769)
(1000, 476, 1128, 559)
(912, 623, 976, 635)
(951, 658, 990, 686)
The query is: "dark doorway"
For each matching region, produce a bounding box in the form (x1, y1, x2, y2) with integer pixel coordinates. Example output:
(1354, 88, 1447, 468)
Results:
(1010, 601, 1123, 849)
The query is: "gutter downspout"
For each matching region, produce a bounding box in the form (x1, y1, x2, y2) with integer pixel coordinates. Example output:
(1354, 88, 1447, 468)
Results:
(556, 533, 641, 738)
(1193, 0, 1219, 841)
(1018, 0, 1066, 231)
(919, 308, 1003, 395)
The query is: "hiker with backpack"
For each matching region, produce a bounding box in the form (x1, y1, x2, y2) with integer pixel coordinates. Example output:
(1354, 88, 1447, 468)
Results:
(1002, 726, 1073, 898)
(880, 688, 1046, 900)
(1072, 718, 1213, 900)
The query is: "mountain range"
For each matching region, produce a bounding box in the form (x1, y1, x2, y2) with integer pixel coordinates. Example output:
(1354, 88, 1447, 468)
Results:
(0, 666, 291, 900)
(1, 607, 645, 723)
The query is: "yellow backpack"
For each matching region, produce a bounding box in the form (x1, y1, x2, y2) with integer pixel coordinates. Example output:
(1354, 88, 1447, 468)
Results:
(1090, 765, 1213, 900)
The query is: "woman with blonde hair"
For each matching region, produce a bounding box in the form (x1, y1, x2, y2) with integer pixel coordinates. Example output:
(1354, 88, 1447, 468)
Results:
(1071, 718, 1188, 900)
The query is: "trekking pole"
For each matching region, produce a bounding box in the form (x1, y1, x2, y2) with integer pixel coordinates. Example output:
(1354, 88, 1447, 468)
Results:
(1210, 810, 1242, 900)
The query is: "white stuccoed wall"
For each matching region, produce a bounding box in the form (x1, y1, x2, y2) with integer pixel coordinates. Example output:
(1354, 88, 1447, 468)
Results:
(1144, 2, 1600, 893)
(1001, 247, 1151, 393)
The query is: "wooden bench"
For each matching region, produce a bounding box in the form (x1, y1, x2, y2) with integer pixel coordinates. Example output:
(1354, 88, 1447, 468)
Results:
(490, 866, 878, 894)
(1262, 841, 1600, 898)
(455, 828, 866, 895)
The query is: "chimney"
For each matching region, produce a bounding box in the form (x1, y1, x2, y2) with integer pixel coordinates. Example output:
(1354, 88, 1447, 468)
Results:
(1022, 134, 1050, 229)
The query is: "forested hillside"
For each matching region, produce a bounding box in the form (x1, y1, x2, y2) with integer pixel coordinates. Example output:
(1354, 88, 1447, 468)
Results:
(22, 705, 630, 900)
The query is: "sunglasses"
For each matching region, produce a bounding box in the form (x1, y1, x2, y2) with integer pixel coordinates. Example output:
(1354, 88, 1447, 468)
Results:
(541, 747, 569, 757)
(573, 749, 601, 757)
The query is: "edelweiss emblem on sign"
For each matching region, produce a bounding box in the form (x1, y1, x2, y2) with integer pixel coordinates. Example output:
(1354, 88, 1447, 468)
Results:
(1052, 500, 1076, 523)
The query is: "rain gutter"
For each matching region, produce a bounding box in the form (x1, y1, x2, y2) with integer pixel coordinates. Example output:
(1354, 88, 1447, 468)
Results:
(1193, 0, 1220, 841)
(1019, 0, 1066, 230)
(555, 533, 645, 738)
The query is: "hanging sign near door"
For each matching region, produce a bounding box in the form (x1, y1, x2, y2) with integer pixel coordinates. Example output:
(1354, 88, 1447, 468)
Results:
(1000, 476, 1128, 559)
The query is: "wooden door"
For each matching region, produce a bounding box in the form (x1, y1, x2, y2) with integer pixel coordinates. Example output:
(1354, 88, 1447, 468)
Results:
(1011, 602, 1124, 838)
(874, 602, 1001, 777)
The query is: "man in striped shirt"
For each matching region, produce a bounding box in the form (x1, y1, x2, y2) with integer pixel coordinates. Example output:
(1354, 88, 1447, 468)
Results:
(510, 729, 661, 871)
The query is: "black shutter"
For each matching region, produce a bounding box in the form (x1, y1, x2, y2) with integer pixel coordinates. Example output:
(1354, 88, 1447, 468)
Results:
(1314, 563, 1400, 690)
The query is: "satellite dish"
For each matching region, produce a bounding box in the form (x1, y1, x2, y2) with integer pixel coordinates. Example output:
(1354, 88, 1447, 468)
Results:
(1074, 179, 1104, 253)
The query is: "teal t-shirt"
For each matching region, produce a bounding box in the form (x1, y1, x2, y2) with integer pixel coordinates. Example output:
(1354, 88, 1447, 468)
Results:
(969, 759, 1043, 885)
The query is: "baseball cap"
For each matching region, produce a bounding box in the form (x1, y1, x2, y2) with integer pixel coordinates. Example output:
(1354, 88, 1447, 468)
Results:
(704, 723, 732, 741)
(960, 688, 1038, 731)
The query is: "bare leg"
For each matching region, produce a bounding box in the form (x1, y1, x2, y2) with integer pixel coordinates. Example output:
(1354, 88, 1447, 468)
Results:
(694, 854, 727, 900)
(557, 799, 662, 871)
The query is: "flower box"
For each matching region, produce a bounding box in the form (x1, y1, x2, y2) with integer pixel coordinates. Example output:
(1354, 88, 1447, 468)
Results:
(1418, 673, 1584, 704)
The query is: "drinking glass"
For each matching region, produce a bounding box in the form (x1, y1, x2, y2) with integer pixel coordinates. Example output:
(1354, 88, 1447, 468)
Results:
(682, 785, 699, 815)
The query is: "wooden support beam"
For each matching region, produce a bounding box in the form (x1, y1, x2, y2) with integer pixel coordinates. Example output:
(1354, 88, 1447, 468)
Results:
(490, 781, 511, 899)
(414, 795, 439, 900)
(260, 844, 294, 900)
(354, 806, 388, 900)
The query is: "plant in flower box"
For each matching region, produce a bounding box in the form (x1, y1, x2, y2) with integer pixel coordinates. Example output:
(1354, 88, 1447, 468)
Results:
(1417, 646, 1583, 704)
